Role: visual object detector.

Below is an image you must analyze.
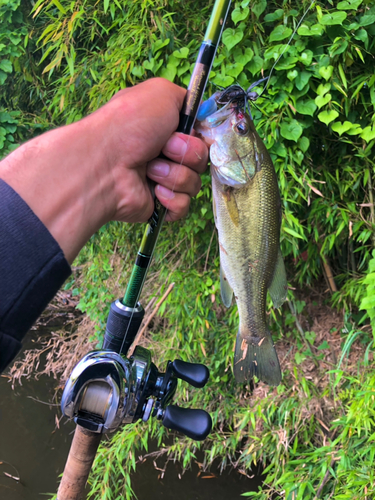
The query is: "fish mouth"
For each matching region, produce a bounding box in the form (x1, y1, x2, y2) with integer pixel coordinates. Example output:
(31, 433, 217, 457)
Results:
(195, 102, 235, 144)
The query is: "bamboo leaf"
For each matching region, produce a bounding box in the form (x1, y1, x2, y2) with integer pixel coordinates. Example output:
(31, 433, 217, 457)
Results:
(51, 0, 66, 14)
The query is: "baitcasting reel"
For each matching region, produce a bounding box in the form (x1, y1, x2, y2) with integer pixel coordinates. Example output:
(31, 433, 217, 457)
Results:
(61, 299, 212, 441)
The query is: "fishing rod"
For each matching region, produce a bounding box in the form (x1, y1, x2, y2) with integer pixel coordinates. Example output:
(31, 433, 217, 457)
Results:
(56, 1, 232, 499)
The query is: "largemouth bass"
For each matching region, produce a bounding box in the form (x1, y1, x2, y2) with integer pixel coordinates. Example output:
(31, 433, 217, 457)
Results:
(196, 101, 287, 386)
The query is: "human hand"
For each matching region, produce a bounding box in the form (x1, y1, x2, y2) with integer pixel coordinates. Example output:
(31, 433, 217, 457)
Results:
(95, 78, 208, 223)
(0, 78, 208, 263)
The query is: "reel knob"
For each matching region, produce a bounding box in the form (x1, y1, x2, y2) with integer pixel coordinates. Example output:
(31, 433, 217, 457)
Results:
(161, 405, 212, 441)
(171, 360, 209, 388)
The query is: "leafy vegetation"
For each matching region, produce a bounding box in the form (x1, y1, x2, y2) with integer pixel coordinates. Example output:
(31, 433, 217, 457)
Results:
(2, 0, 375, 498)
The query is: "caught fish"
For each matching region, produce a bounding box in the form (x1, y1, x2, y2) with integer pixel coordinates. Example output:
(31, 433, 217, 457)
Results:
(195, 95, 287, 386)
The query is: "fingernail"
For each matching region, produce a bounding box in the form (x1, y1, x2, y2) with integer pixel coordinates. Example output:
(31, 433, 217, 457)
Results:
(165, 135, 188, 156)
(148, 161, 170, 177)
(156, 184, 175, 199)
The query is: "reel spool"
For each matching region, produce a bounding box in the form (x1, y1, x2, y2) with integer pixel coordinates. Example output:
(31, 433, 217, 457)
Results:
(79, 381, 113, 419)
(61, 350, 132, 433)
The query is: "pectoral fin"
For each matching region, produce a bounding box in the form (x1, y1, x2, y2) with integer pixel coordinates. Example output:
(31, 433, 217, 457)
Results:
(268, 248, 288, 308)
(222, 188, 240, 226)
(220, 264, 233, 308)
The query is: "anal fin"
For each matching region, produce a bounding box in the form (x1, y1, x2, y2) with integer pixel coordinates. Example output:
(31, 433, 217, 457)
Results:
(268, 248, 288, 308)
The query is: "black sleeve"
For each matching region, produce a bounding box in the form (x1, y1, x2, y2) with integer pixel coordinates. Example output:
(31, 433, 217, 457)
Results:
(0, 179, 71, 372)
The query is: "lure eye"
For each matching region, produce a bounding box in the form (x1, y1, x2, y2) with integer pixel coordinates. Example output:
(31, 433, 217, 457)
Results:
(234, 121, 249, 135)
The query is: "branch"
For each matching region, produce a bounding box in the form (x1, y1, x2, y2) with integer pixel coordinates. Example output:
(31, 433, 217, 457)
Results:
(128, 283, 175, 355)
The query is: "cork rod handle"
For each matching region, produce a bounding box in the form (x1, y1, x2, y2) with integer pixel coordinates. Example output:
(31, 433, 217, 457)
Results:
(57, 425, 102, 500)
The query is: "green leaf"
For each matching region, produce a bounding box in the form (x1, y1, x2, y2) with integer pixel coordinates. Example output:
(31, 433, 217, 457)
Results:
(298, 136, 310, 153)
(232, 6, 249, 24)
(264, 9, 284, 22)
(338, 64, 347, 89)
(172, 47, 189, 59)
(315, 93, 331, 109)
(152, 39, 170, 54)
(317, 340, 330, 350)
(131, 65, 144, 78)
(211, 74, 234, 87)
(51, 0, 66, 13)
(287, 69, 298, 81)
(252, 0, 267, 19)
(319, 65, 334, 81)
(318, 110, 339, 125)
(293, 149, 304, 165)
(246, 55, 263, 76)
(284, 227, 306, 240)
(225, 63, 244, 78)
(330, 39, 348, 57)
(0, 60, 12, 73)
(360, 126, 375, 142)
(331, 121, 353, 135)
(104, 0, 109, 13)
(280, 120, 303, 142)
(295, 70, 311, 90)
(159, 63, 176, 82)
(269, 25, 293, 42)
(222, 28, 244, 51)
(233, 47, 253, 66)
(360, 14, 375, 26)
(347, 124, 362, 135)
(319, 12, 347, 25)
(272, 142, 288, 158)
(8, 33, 22, 46)
(295, 352, 306, 365)
(177, 61, 190, 77)
(317, 82, 331, 96)
(296, 100, 317, 116)
(0, 70, 7, 85)
(297, 23, 324, 36)
(299, 50, 313, 66)
(354, 28, 369, 48)
(143, 58, 163, 75)
(337, 0, 362, 8)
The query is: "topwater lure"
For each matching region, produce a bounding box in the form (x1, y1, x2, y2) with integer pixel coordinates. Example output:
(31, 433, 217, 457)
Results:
(196, 77, 268, 121)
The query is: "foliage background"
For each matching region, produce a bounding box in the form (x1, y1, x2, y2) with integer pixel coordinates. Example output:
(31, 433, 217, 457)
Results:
(2, 0, 375, 498)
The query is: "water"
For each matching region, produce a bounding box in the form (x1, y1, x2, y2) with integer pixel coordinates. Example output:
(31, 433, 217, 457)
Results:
(0, 333, 262, 499)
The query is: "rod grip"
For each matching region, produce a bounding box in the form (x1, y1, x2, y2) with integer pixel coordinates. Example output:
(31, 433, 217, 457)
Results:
(57, 425, 101, 500)
(102, 299, 144, 355)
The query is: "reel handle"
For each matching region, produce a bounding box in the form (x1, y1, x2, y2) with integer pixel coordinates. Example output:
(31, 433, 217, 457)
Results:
(162, 405, 212, 441)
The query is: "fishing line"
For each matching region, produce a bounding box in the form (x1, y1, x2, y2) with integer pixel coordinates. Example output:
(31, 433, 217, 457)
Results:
(257, 0, 316, 99)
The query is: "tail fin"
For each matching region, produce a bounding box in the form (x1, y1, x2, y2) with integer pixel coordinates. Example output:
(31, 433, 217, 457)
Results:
(233, 330, 281, 386)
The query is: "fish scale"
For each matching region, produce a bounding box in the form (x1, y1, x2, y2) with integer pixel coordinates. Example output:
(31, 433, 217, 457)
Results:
(197, 106, 287, 386)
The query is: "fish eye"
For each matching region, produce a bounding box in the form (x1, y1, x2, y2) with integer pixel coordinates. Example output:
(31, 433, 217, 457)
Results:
(234, 121, 249, 135)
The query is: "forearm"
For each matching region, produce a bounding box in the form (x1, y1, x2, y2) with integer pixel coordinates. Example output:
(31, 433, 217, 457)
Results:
(0, 115, 114, 264)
